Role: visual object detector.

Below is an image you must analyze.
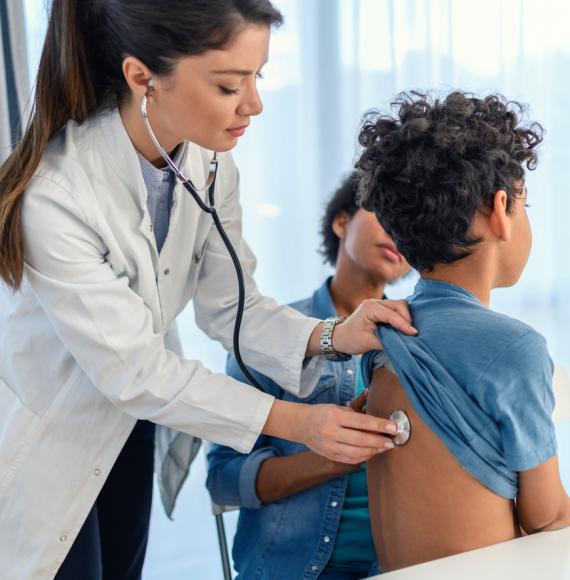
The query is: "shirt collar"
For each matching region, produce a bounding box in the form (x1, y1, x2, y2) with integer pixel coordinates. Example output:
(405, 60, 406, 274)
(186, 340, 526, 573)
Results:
(311, 277, 338, 319)
(414, 278, 481, 304)
(137, 142, 187, 193)
(311, 276, 389, 320)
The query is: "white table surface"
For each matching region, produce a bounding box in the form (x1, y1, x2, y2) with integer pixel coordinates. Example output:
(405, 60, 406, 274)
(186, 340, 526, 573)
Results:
(366, 526, 570, 580)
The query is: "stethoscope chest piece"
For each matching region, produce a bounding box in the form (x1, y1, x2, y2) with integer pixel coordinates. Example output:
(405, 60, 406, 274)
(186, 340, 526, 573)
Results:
(388, 409, 412, 446)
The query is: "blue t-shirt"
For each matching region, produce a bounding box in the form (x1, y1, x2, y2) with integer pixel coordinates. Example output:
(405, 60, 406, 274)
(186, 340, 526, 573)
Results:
(362, 279, 557, 499)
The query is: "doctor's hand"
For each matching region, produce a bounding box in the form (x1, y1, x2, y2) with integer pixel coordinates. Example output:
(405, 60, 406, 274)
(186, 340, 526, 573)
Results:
(263, 399, 397, 464)
(306, 298, 417, 357)
(334, 298, 417, 354)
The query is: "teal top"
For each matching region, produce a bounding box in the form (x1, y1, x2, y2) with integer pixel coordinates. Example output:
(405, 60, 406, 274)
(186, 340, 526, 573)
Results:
(329, 363, 377, 566)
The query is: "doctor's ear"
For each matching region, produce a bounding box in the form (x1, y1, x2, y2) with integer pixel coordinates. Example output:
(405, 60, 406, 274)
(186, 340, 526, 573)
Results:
(122, 56, 154, 98)
(332, 212, 351, 240)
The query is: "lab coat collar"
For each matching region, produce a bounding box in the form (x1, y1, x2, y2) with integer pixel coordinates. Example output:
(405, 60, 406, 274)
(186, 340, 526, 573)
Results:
(95, 107, 210, 260)
(97, 107, 149, 211)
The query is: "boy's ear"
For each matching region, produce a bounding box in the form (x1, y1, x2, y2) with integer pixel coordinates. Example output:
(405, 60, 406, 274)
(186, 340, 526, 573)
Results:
(488, 190, 510, 242)
(332, 212, 351, 240)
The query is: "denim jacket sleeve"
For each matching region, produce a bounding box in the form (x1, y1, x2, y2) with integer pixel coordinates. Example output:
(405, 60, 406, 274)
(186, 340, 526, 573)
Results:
(206, 356, 283, 509)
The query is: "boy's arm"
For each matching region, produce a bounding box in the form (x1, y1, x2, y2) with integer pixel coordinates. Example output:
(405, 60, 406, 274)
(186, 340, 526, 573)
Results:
(480, 331, 563, 533)
(517, 456, 570, 533)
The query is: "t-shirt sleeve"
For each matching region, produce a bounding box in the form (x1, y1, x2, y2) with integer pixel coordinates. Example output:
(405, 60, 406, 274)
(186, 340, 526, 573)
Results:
(479, 330, 557, 472)
(360, 328, 397, 389)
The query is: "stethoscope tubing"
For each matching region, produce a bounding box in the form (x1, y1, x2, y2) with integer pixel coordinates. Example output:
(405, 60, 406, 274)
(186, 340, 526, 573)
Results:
(141, 93, 264, 391)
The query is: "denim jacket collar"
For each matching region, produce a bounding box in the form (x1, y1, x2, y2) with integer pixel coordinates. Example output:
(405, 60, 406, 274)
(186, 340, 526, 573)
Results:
(310, 277, 338, 320)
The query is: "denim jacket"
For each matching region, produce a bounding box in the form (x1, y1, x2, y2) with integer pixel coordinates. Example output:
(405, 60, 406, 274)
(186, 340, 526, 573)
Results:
(206, 279, 379, 579)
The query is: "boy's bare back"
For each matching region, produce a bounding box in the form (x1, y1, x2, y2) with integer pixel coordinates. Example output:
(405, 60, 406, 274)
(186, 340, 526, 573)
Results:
(366, 367, 521, 572)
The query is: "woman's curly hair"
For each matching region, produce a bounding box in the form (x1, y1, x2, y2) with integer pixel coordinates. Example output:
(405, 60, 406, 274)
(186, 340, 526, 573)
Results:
(356, 91, 544, 271)
(319, 171, 361, 266)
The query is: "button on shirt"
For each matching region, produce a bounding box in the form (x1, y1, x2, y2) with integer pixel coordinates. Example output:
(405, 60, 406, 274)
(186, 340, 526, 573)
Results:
(137, 144, 186, 252)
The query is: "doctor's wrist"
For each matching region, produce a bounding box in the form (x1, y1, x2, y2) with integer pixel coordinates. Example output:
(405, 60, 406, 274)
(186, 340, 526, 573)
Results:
(262, 399, 308, 445)
(305, 322, 325, 358)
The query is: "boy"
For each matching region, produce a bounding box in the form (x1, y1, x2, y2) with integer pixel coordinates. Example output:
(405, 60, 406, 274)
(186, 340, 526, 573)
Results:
(357, 91, 570, 572)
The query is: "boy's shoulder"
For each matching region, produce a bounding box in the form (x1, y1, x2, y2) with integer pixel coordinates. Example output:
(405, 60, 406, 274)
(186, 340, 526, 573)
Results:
(407, 282, 549, 375)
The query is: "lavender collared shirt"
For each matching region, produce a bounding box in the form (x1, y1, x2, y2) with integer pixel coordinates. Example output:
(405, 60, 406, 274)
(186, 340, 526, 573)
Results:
(137, 143, 186, 252)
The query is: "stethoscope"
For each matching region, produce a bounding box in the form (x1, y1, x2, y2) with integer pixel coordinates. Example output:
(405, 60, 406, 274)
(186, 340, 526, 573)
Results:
(389, 409, 412, 446)
(141, 80, 263, 391)
(141, 81, 413, 446)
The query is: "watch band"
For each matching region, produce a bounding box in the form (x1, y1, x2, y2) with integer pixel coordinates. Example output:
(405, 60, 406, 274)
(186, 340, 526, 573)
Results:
(320, 316, 352, 362)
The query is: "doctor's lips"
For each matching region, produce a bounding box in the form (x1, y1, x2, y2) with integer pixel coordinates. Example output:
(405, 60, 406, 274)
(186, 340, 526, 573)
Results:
(377, 243, 403, 263)
(226, 124, 249, 137)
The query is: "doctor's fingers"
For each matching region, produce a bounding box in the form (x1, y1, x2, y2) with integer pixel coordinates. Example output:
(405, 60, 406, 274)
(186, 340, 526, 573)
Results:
(368, 300, 418, 336)
(378, 299, 413, 325)
(338, 406, 398, 436)
(334, 425, 395, 453)
(327, 443, 390, 465)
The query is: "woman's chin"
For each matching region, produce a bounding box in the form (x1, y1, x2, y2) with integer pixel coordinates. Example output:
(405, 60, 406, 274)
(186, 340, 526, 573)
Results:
(189, 133, 238, 153)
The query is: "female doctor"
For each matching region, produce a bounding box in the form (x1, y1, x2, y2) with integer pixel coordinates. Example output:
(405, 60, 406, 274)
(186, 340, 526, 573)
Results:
(0, 1, 415, 578)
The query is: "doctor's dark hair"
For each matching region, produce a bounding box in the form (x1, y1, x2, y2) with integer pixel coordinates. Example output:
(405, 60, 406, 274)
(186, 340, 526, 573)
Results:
(0, 0, 283, 290)
(320, 172, 361, 266)
(356, 91, 543, 272)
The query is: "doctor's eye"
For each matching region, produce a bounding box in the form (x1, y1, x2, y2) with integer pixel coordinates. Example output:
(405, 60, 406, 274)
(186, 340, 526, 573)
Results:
(219, 85, 240, 96)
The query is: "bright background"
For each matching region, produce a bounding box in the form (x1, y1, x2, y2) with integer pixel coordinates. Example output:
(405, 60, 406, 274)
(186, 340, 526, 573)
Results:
(11, 1, 570, 578)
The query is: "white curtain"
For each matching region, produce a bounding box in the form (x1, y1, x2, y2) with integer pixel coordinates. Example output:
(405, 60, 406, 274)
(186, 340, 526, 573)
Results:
(0, 0, 29, 312)
(0, 0, 29, 162)
(17, 0, 570, 369)
(11, 3, 570, 578)
(229, 0, 570, 370)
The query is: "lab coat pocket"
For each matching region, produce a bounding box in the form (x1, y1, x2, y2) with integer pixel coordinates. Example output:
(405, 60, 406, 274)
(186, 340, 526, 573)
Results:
(184, 234, 209, 299)
(0, 378, 39, 493)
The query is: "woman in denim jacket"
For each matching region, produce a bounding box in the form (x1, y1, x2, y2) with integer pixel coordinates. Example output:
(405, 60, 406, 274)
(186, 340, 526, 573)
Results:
(207, 172, 411, 580)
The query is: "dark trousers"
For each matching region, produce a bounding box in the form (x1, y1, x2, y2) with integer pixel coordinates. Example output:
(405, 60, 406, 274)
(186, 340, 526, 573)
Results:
(55, 421, 156, 580)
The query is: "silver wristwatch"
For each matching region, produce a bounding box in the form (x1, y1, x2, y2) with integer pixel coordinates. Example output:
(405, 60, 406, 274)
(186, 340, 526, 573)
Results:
(320, 316, 352, 362)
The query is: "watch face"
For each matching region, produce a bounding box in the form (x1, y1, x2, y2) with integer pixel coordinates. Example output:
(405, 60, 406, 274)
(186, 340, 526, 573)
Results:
(325, 351, 352, 362)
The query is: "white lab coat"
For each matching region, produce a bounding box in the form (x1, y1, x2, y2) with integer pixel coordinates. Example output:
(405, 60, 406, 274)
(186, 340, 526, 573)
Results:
(0, 108, 322, 579)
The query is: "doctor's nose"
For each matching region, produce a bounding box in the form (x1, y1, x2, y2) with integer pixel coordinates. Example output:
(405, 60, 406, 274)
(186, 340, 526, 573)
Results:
(237, 87, 263, 117)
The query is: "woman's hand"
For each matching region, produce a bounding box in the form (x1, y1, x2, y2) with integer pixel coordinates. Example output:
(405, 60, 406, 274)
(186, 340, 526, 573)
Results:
(296, 402, 397, 464)
(263, 398, 397, 465)
(334, 298, 417, 354)
(306, 299, 417, 357)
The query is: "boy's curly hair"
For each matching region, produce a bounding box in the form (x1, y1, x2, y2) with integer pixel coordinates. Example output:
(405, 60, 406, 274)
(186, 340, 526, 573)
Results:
(356, 91, 544, 271)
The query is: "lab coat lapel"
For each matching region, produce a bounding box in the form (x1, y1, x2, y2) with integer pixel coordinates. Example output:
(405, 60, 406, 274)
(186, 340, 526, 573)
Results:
(99, 108, 159, 263)
(172, 141, 213, 263)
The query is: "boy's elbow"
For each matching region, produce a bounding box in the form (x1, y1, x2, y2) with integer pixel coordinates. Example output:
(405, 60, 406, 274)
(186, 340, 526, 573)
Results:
(541, 499, 570, 532)
(519, 498, 570, 534)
